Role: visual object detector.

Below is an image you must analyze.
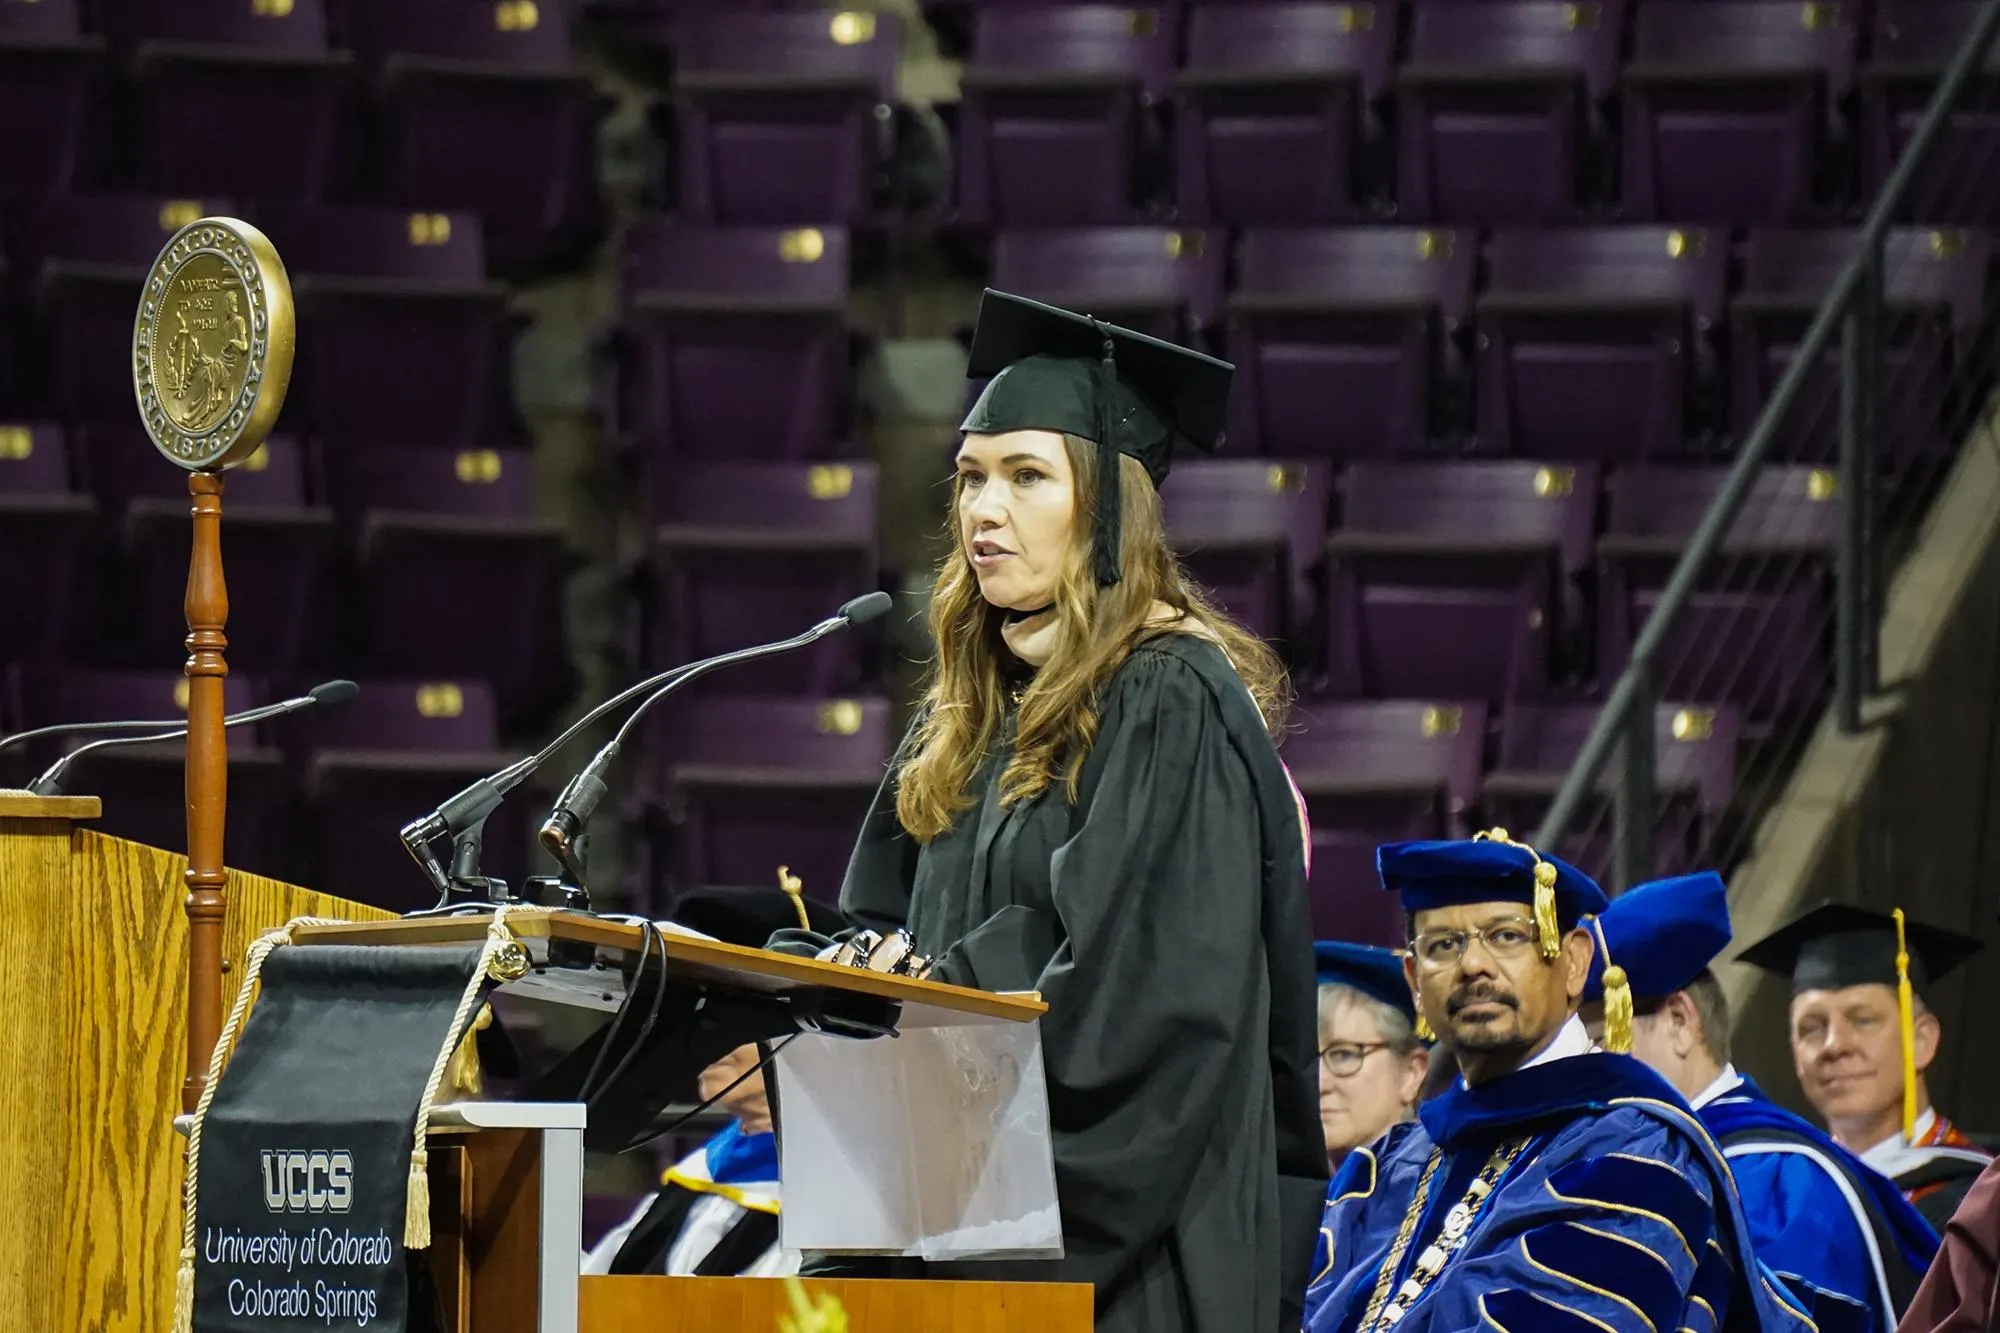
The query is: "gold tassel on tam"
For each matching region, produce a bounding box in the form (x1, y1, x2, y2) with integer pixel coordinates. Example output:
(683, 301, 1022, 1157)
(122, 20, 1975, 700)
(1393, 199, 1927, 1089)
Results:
(1587, 916, 1633, 1054)
(1474, 828, 1562, 960)
(1414, 1010, 1436, 1043)
(1893, 908, 1919, 1141)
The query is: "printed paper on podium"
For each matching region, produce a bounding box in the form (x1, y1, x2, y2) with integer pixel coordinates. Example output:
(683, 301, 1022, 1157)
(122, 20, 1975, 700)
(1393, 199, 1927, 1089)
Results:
(774, 1015, 1062, 1260)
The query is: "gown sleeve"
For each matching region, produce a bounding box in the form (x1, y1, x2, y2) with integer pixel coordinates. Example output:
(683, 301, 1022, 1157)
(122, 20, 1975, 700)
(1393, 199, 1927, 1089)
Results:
(833, 717, 925, 941)
(950, 650, 1271, 1292)
(1468, 1118, 1733, 1333)
(1898, 1157, 2000, 1333)
(1726, 1148, 1892, 1333)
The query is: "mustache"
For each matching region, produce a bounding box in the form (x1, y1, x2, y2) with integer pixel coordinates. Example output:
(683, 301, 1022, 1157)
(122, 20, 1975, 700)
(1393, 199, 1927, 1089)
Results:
(1446, 985, 1520, 1016)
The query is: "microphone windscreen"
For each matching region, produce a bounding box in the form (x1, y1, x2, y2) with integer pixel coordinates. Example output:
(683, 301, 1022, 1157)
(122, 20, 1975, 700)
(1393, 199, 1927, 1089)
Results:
(837, 590, 894, 626)
(307, 679, 360, 707)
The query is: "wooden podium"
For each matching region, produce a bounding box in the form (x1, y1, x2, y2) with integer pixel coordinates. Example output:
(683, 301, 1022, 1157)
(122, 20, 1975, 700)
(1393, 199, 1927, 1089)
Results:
(0, 794, 392, 1333)
(281, 913, 1093, 1333)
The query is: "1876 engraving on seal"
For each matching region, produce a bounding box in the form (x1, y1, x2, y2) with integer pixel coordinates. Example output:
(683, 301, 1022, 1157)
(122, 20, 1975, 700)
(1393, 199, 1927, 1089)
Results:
(132, 217, 295, 472)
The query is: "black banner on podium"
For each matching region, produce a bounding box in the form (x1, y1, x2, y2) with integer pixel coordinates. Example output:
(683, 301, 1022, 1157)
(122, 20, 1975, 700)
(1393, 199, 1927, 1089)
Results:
(187, 944, 486, 1333)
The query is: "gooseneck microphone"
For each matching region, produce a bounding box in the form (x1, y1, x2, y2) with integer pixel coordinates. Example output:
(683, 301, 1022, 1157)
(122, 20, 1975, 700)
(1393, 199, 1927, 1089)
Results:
(26, 679, 360, 796)
(536, 591, 894, 883)
(400, 591, 895, 905)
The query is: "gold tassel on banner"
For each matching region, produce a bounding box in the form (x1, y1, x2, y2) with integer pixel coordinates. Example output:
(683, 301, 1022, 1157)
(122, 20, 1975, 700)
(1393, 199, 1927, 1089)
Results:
(1893, 907, 1919, 1141)
(1587, 916, 1633, 1055)
(405, 904, 545, 1251)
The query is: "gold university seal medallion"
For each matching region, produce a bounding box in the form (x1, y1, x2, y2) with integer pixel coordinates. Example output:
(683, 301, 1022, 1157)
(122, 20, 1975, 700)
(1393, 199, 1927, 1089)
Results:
(132, 216, 295, 471)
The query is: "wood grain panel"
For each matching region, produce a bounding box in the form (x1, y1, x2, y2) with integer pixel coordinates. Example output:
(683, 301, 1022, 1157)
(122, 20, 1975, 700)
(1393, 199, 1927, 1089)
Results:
(579, 1275, 1094, 1331)
(0, 793, 101, 820)
(0, 822, 388, 1333)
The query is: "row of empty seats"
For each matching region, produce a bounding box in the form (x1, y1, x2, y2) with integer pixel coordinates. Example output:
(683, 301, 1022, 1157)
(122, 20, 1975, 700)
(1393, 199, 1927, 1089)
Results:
(937, 0, 2000, 228)
(0, 196, 525, 447)
(0, 0, 603, 266)
(0, 428, 577, 727)
(598, 219, 1988, 465)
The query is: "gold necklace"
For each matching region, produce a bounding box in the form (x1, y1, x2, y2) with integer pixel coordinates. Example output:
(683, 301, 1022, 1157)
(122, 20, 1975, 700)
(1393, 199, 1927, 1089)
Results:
(1357, 1136, 1531, 1331)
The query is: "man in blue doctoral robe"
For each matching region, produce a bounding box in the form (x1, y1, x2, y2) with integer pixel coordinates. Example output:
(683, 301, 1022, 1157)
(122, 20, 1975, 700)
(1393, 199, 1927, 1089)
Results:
(1304, 830, 1840, 1333)
(1580, 871, 1939, 1333)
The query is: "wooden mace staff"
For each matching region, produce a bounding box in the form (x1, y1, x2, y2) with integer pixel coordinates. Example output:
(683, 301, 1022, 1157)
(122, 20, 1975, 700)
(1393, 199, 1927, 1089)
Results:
(132, 218, 295, 1114)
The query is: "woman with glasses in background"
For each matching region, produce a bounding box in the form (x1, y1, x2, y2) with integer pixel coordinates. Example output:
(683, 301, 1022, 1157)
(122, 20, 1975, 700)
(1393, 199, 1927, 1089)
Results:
(1312, 941, 1430, 1170)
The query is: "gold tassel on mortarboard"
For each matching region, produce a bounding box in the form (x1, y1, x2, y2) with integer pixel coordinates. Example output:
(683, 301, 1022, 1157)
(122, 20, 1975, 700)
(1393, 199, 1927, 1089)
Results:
(1587, 916, 1633, 1055)
(778, 866, 811, 931)
(1473, 828, 1562, 961)
(1893, 908, 1919, 1141)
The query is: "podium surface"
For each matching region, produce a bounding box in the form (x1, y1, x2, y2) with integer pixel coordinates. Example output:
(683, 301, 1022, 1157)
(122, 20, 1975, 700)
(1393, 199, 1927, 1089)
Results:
(581, 1275, 1094, 1329)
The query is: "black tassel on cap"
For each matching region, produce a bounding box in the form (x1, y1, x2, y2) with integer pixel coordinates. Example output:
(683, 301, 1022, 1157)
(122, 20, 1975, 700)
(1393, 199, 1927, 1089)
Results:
(1090, 319, 1122, 588)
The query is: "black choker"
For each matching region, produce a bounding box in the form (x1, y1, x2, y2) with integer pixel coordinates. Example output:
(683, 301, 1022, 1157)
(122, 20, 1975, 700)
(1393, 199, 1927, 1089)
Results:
(1003, 604, 1055, 624)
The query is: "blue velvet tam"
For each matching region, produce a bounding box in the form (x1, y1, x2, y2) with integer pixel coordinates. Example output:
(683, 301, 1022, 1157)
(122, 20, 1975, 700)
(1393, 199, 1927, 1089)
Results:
(1376, 834, 1607, 928)
(1583, 871, 1731, 1003)
(1314, 941, 1415, 1021)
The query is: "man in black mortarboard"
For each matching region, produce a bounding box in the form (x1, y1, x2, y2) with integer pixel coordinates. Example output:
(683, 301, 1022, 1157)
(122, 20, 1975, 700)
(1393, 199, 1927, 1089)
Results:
(1739, 901, 1991, 1231)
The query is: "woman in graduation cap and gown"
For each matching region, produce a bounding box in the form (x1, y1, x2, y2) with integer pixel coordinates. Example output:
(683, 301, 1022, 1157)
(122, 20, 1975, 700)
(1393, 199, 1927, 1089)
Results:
(806, 290, 1326, 1333)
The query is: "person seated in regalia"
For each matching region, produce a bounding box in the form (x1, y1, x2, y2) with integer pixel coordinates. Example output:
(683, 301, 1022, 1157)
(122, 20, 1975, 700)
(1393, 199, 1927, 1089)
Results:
(1303, 830, 1845, 1333)
(1313, 941, 1431, 1174)
(1579, 871, 1938, 1333)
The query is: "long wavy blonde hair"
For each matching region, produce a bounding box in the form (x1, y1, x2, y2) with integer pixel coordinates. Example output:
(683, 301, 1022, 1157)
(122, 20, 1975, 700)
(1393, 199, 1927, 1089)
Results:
(896, 433, 1289, 843)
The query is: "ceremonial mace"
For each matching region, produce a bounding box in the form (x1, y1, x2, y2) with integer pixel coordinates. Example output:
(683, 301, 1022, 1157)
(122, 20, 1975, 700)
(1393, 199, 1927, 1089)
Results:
(132, 219, 295, 1114)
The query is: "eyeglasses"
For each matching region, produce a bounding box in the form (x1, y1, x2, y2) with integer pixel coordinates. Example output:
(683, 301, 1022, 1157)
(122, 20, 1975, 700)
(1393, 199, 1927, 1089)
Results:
(1319, 1041, 1392, 1079)
(1408, 917, 1541, 971)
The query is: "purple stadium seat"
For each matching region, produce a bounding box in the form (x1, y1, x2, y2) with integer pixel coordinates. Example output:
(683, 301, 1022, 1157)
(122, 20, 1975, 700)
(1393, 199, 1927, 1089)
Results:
(1159, 458, 1334, 645)
(1395, 0, 1625, 225)
(96, 0, 353, 204)
(1622, 0, 1855, 226)
(1325, 460, 1603, 703)
(1483, 700, 1743, 885)
(669, 10, 901, 225)
(1862, 0, 2000, 228)
(0, 667, 291, 878)
(1282, 697, 1490, 945)
(286, 677, 534, 913)
(0, 0, 103, 198)
(342, 0, 605, 268)
(957, 5, 1177, 226)
(989, 227, 1226, 343)
(260, 206, 521, 449)
(325, 446, 576, 731)
(72, 426, 336, 674)
(1226, 227, 1478, 458)
(15, 194, 235, 428)
(610, 224, 852, 459)
(1174, 1, 1397, 226)
(1474, 227, 1728, 461)
(1730, 227, 1990, 468)
(646, 695, 895, 910)
(649, 461, 881, 694)
(0, 423, 94, 667)
(1598, 465, 1839, 728)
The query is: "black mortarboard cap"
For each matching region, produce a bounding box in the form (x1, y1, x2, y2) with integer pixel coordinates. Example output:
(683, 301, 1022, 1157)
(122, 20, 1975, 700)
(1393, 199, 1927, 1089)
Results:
(959, 289, 1234, 586)
(1735, 900, 1983, 999)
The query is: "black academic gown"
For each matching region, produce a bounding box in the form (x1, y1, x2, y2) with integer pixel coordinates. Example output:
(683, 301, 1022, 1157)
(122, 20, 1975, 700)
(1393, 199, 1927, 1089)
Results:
(821, 635, 1326, 1333)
